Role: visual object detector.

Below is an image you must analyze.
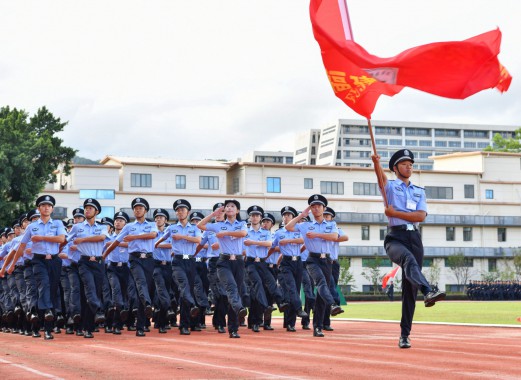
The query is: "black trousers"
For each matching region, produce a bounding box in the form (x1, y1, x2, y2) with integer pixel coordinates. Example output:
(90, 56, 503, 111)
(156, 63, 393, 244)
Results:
(384, 229, 432, 337)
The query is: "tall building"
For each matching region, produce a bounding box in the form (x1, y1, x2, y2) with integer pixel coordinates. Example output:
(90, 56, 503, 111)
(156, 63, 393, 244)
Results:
(240, 150, 294, 165)
(294, 119, 518, 169)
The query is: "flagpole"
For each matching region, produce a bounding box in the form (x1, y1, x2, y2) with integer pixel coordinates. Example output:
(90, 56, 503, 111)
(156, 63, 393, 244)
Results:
(367, 118, 388, 207)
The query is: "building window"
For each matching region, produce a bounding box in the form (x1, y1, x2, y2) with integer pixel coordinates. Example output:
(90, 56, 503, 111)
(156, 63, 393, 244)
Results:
(423, 258, 433, 267)
(267, 177, 281, 193)
(296, 147, 307, 155)
(488, 259, 497, 272)
(435, 141, 447, 147)
(463, 227, 473, 242)
(485, 189, 494, 199)
(425, 186, 453, 199)
(361, 225, 370, 240)
(446, 227, 455, 241)
(131, 173, 152, 188)
(79, 189, 115, 200)
(319, 151, 333, 159)
(379, 227, 386, 241)
(498, 228, 506, 242)
(304, 178, 313, 189)
(176, 175, 186, 189)
(464, 184, 474, 199)
(336, 150, 341, 159)
(199, 176, 219, 190)
(361, 258, 392, 267)
(405, 140, 418, 146)
(286, 157, 293, 164)
(375, 139, 388, 145)
(353, 182, 379, 196)
(320, 181, 344, 195)
(389, 139, 402, 146)
(419, 140, 432, 147)
(232, 177, 240, 193)
(444, 258, 473, 268)
(311, 147, 316, 155)
(98, 206, 115, 220)
(448, 141, 461, 148)
(464, 141, 477, 148)
(310, 159, 316, 165)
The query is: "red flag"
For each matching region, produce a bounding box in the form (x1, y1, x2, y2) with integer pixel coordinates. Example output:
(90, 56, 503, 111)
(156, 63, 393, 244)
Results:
(382, 266, 400, 289)
(310, 0, 512, 119)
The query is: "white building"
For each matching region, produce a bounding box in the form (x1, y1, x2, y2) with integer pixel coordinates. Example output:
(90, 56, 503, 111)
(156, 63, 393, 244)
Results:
(241, 150, 294, 165)
(44, 151, 521, 293)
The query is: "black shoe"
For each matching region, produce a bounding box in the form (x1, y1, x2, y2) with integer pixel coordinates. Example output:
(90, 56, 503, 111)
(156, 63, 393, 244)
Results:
(84, 331, 94, 339)
(30, 313, 40, 324)
(278, 302, 289, 313)
(229, 331, 240, 338)
(95, 312, 105, 324)
(56, 314, 65, 328)
(302, 324, 311, 330)
(44, 310, 54, 322)
(180, 327, 191, 335)
(104, 326, 113, 334)
(323, 325, 334, 331)
(44, 331, 54, 340)
(330, 304, 343, 316)
(217, 326, 226, 334)
(76, 330, 84, 337)
(120, 309, 129, 322)
(136, 330, 146, 337)
(424, 290, 446, 307)
(252, 324, 260, 333)
(113, 327, 122, 335)
(286, 325, 296, 332)
(144, 304, 153, 319)
(53, 327, 61, 334)
(127, 325, 137, 331)
(313, 328, 324, 337)
(238, 307, 248, 319)
(297, 309, 308, 319)
(189, 306, 200, 319)
(24, 330, 32, 336)
(399, 336, 411, 348)
(263, 325, 274, 331)
(158, 327, 167, 334)
(32, 331, 41, 338)
(191, 326, 202, 332)
(65, 326, 74, 335)
(72, 314, 81, 324)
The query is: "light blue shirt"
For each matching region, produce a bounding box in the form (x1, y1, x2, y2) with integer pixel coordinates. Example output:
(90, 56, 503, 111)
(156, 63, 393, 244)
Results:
(294, 219, 338, 254)
(60, 243, 71, 267)
(385, 179, 427, 227)
(301, 247, 309, 262)
(206, 219, 247, 255)
(116, 220, 158, 254)
(271, 227, 302, 257)
(154, 229, 172, 261)
(65, 240, 81, 263)
(106, 234, 129, 263)
(201, 230, 220, 258)
(67, 221, 109, 257)
(163, 222, 201, 256)
(21, 218, 66, 255)
(330, 228, 346, 260)
(244, 227, 271, 259)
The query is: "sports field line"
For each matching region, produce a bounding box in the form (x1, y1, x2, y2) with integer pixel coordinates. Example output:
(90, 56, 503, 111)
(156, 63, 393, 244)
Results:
(0, 358, 64, 380)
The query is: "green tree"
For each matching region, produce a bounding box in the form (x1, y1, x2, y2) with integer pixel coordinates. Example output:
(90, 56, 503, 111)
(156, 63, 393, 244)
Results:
(425, 258, 441, 287)
(361, 255, 384, 295)
(447, 252, 474, 291)
(0, 106, 76, 225)
(484, 128, 521, 152)
(512, 249, 521, 281)
(338, 256, 355, 290)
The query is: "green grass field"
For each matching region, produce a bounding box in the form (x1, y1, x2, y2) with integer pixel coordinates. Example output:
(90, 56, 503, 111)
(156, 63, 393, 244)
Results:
(333, 301, 521, 325)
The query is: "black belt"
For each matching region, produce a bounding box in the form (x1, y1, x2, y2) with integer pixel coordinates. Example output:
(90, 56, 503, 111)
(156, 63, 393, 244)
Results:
(219, 253, 240, 261)
(130, 252, 153, 259)
(195, 257, 207, 263)
(80, 256, 103, 263)
(388, 224, 418, 232)
(309, 252, 330, 259)
(246, 257, 265, 263)
(33, 253, 57, 260)
(173, 254, 193, 260)
(154, 259, 169, 266)
(110, 261, 128, 267)
(70, 262, 79, 268)
(282, 255, 301, 261)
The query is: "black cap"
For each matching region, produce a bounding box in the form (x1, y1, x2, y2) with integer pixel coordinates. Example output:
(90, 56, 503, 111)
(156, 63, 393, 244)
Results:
(189, 211, 204, 221)
(324, 207, 336, 218)
(389, 149, 415, 171)
(280, 206, 297, 217)
(173, 199, 191, 211)
(19, 213, 28, 224)
(114, 211, 130, 223)
(299, 213, 311, 222)
(261, 212, 276, 225)
(153, 208, 170, 220)
(67, 218, 74, 227)
(6, 227, 14, 236)
(61, 220, 68, 227)
(11, 219, 20, 228)
(72, 208, 85, 218)
(101, 217, 114, 228)
(247, 205, 264, 216)
(308, 194, 328, 207)
(83, 198, 102, 213)
(213, 202, 224, 211)
(224, 199, 241, 209)
(131, 197, 150, 211)
(36, 195, 56, 207)
(27, 209, 40, 221)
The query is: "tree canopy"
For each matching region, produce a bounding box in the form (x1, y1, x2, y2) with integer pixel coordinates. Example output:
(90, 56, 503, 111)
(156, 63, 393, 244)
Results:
(484, 127, 521, 152)
(0, 106, 76, 226)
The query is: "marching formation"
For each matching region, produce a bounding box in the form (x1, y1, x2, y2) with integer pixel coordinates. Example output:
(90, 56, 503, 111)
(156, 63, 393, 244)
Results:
(0, 194, 347, 340)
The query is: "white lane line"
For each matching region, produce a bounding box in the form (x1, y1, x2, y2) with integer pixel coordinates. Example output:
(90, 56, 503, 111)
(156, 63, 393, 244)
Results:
(0, 358, 65, 380)
(86, 344, 307, 380)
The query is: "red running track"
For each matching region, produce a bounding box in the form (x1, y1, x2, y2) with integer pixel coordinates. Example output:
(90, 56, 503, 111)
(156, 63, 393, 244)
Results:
(1, 319, 521, 379)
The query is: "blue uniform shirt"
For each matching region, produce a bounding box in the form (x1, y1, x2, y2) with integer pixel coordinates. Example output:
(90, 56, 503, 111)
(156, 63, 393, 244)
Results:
(106, 233, 129, 263)
(21, 218, 66, 255)
(200, 230, 220, 258)
(154, 229, 172, 261)
(65, 240, 81, 263)
(163, 222, 201, 256)
(294, 219, 338, 254)
(60, 243, 71, 267)
(244, 227, 271, 259)
(301, 247, 309, 262)
(385, 179, 427, 227)
(206, 219, 246, 255)
(67, 221, 109, 257)
(330, 228, 346, 261)
(116, 220, 158, 254)
(271, 227, 302, 257)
